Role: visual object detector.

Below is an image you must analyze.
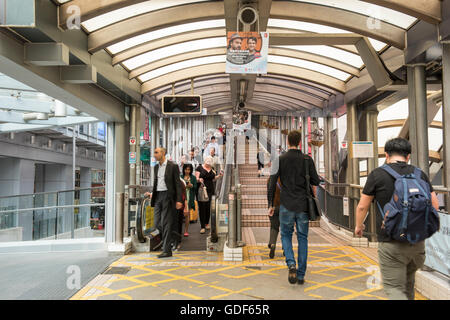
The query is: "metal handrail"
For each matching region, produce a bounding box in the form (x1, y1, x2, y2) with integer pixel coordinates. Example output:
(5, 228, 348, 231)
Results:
(0, 186, 105, 199)
(0, 203, 104, 214)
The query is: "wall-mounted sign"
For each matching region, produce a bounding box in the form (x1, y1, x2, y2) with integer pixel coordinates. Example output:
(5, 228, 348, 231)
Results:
(351, 141, 374, 158)
(129, 152, 137, 164)
(343, 197, 349, 216)
(226, 31, 268, 74)
(129, 136, 136, 145)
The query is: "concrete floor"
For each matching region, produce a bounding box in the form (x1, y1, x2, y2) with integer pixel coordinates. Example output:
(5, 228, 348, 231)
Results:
(71, 227, 401, 300)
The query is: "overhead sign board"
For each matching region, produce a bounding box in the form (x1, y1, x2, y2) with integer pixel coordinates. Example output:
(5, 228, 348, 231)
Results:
(162, 95, 202, 115)
(351, 141, 374, 158)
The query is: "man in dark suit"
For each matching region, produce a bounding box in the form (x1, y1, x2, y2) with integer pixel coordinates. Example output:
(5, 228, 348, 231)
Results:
(150, 147, 183, 258)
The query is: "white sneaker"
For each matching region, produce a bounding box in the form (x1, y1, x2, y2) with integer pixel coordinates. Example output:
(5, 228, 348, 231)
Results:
(200, 228, 205, 234)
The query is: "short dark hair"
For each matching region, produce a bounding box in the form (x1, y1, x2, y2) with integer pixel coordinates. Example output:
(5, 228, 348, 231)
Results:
(211, 136, 215, 140)
(183, 163, 194, 175)
(384, 138, 411, 158)
(287, 130, 302, 147)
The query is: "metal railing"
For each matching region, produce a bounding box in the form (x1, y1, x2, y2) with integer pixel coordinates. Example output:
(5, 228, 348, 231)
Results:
(0, 186, 105, 242)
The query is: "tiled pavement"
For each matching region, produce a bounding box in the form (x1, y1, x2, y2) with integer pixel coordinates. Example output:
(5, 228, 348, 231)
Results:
(71, 225, 428, 300)
(70, 139, 426, 301)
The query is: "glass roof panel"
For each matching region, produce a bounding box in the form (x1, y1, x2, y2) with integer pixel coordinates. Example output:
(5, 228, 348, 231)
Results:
(268, 18, 387, 51)
(274, 45, 363, 67)
(378, 99, 409, 121)
(82, 0, 211, 33)
(268, 55, 350, 81)
(122, 37, 226, 70)
(139, 55, 225, 82)
(433, 105, 442, 122)
(288, 0, 417, 29)
(108, 20, 225, 54)
(428, 128, 443, 151)
(378, 127, 402, 146)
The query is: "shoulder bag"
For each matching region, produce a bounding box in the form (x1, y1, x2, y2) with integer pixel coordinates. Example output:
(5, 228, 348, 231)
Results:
(305, 156, 321, 221)
(198, 182, 209, 202)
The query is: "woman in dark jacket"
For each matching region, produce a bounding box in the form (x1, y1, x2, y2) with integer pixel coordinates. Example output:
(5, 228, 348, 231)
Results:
(195, 156, 223, 234)
(181, 163, 197, 237)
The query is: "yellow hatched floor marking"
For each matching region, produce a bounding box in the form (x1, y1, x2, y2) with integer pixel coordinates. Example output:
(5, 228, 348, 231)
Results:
(218, 265, 285, 279)
(71, 245, 401, 301)
(70, 285, 92, 300)
(210, 287, 253, 300)
(305, 272, 372, 292)
(163, 288, 203, 300)
(338, 286, 386, 300)
(118, 294, 133, 300)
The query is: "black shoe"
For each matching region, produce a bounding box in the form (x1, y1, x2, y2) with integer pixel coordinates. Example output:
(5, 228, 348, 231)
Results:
(297, 279, 305, 285)
(157, 252, 172, 258)
(288, 265, 297, 284)
(269, 244, 276, 259)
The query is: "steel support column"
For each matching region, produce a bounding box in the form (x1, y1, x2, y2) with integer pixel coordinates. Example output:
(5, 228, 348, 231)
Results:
(105, 122, 127, 243)
(302, 116, 308, 152)
(366, 110, 379, 241)
(346, 102, 359, 231)
(324, 116, 333, 182)
(129, 105, 137, 198)
(414, 66, 430, 176)
(407, 65, 430, 172)
(442, 44, 450, 208)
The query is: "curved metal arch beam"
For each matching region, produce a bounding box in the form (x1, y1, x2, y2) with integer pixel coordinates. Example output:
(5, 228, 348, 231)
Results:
(88, 2, 224, 53)
(129, 48, 226, 80)
(270, 1, 405, 49)
(249, 96, 304, 111)
(129, 46, 359, 81)
(258, 74, 338, 95)
(152, 75, 230, 97)
(252, 92, 315, 110)
(113, 28, 225, 66)
(141, 62, 346, 94)
(255, 79, 329, 101)
(59, 0, 150, 29)
(178, 87, 231, 97)
(359, 0, 441, 24)
(269, 47, 360, 76)
(248, 98, 304, 112)
(253, 85, 324, 108)
(267, 27, 359, 55)
(155, 81, 230, 100)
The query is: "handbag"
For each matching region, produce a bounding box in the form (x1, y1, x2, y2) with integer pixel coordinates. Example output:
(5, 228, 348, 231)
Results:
(304, 156, 321, 221)
(198, 183, 209, 202)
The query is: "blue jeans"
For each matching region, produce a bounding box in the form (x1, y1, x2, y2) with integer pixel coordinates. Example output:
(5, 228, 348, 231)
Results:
(279, 205, 309, 280)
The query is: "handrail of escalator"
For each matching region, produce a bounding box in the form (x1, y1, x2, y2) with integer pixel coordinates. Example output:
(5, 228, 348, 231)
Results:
(135, 197, 161, 250)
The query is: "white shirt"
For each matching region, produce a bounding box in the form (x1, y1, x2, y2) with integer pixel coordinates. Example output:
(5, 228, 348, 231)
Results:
(157, 158, 168, 191)
(204, 142, 220, 159)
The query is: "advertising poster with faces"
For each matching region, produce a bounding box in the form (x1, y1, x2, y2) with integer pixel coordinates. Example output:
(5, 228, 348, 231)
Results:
(226, 31, 268, 74)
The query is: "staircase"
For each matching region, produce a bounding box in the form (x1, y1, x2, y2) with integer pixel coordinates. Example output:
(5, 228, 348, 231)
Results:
(238, 138, 320, 228)
(238, 140, 271, 227)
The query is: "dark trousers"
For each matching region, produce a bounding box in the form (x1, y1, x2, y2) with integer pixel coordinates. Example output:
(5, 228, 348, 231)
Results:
(153, 191, 175, 253)
(172, 210, 184, 247)
(198, 199, 211, 228)
(269, 206, 280, 245)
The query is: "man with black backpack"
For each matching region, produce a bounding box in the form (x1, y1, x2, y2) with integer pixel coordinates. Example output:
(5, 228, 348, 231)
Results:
(355, 138, 440, 300)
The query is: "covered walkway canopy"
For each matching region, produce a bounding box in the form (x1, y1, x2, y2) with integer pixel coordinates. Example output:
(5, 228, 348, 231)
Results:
(1, 0, 450, 243)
